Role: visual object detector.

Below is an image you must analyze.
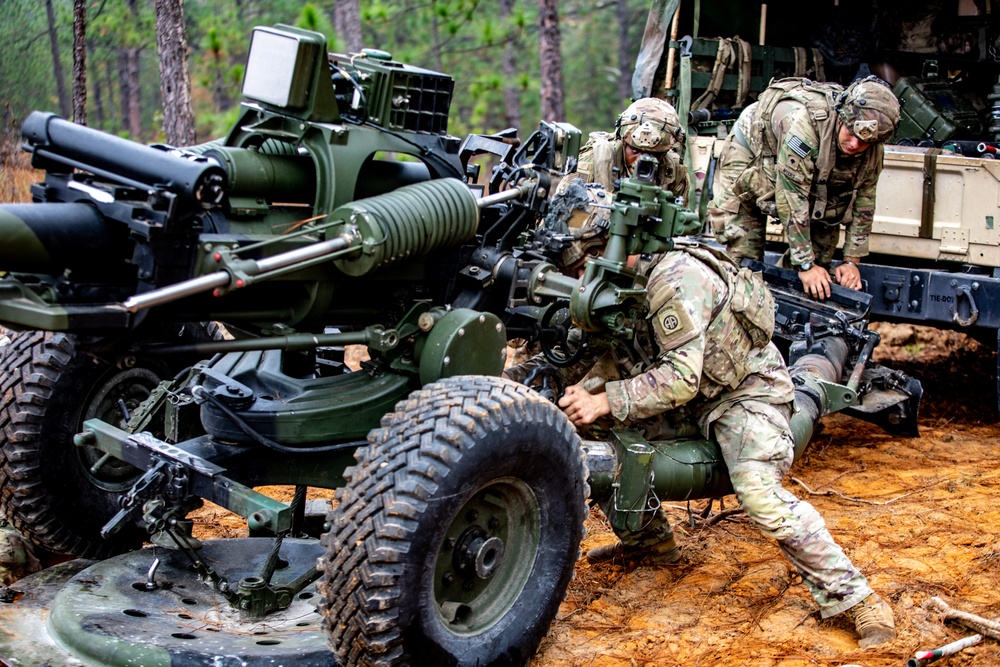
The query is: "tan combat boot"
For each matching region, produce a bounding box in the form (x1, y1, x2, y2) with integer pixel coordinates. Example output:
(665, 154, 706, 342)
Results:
(586, 535, 681, 564)
(846, 593, 895, 648)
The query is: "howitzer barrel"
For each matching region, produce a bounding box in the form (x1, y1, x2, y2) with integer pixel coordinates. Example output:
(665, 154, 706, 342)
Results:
(121, 179, 478, 312)
(22, 112, 226, 208)
(203, 147, 316, 206)
(0, 203, 122, 273)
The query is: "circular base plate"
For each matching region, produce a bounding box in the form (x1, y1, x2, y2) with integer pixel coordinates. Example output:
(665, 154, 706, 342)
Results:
(0, 538, 337, 667)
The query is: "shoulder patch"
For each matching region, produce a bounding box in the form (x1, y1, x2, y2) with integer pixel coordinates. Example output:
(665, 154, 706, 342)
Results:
(786, 135, 813, 158)
(660, 305, 683, 334)
(650, 299, 699, 351)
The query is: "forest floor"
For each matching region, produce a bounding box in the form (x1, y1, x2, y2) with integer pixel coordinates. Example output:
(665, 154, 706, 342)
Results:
(185, 323, 1000, 667)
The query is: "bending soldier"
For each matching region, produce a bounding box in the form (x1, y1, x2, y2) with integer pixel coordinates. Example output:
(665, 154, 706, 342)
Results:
(508, 221, 896, 649)
(709, 76, 900, 300)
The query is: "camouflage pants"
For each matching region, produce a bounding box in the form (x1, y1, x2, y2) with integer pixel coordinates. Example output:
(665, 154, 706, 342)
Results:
(708, 138, 844, 267)
(773, 222, 841, 270)
(798, 222, 841, 267)
(709, 137, 769, 261)
(712, 399, 872, 617)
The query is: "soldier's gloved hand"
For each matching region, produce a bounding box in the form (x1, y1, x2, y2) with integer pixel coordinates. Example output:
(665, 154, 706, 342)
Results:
(799, 264, 833, 300)
(558, 384, 610, 427)
(834, 260, 862, 290)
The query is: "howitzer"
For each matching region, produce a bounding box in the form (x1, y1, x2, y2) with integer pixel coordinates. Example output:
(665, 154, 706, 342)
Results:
(0, 23, 920, 667)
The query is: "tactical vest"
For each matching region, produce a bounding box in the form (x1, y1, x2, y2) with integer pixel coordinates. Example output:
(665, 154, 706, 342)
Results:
(749, 78, 882, 224)
(645, 242, 775, 396)
(585, 132, 620, 192)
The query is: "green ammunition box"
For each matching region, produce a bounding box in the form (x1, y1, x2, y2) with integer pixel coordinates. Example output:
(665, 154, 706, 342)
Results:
(893, 76, 983, 142)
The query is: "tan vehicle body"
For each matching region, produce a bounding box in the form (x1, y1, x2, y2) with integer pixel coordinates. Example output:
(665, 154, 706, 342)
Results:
(870, 148, 1000, 266)
(744, 146, 1000, 268)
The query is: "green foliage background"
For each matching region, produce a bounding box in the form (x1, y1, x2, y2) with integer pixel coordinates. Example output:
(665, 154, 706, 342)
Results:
(0, 0, 651, 144)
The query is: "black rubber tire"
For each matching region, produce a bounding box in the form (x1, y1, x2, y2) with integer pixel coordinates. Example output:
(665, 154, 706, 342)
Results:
(0, 327, 218, 558)
(318, 375, 588, 667)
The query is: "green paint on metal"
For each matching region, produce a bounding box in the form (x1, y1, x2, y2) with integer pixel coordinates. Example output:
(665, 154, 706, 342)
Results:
(35, 540, 333, 666)
(433, 478, 540, 635)
(610, 430, 656, 533)
(649, 437, 734, 500)
(0, 209, 52, 267)
(218, 477, 293, 534)
(49, 594, 172, 667)
(417, 308, 506, 384)
(330, 178, 480, 277)
(814, 377, 858, 414)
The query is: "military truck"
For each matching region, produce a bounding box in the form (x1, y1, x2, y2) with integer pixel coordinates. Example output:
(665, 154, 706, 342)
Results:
(0, 21, 920, 667)
(636, 0, 1000, 405)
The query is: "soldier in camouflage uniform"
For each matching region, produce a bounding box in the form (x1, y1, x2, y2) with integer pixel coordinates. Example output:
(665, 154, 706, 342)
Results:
(528, 239, 895, 648)
(709, 76, 900, 301)
(559, 97, 689, 202)
(564, 97, 689, 198)
(545, 98, 690, 278)
(508, 98, 692, 364)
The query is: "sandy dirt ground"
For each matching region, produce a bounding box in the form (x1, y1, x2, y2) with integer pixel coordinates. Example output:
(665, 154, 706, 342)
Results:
(184, 324, 1000, 667)
(528, 323, 1000, 667)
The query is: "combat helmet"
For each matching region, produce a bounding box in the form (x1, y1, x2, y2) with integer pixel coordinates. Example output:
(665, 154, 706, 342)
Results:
(616, 98, 684, 153)
(836, 76, 900, 143)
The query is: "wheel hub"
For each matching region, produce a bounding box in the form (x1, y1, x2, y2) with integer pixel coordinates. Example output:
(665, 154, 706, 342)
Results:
(434, 478, 541, 633)
(454, 526, 505, 579)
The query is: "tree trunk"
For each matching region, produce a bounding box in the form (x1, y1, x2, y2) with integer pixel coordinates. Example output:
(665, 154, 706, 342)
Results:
(537, 0, 565, 122)
(117, 50, 130, 131)
(126, 47, 141, 138)
(333, 0, 363, 54)
(617, 0, 632, 103)
(45, 0, 71, 117)
(103, 55, 118, 133)
(88, 42, 104, 129)
(72, 0, 87, 125)
(205, 29, 227, 112)
(428, 10, 443, 73)
(500, 0, 521, 132)
(117, 47, 142, 139)
(154, 0, 196, 145)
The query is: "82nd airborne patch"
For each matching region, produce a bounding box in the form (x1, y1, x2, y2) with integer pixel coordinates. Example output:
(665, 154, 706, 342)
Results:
(653, 301, 699, 350)
(661, 309, 682, 334)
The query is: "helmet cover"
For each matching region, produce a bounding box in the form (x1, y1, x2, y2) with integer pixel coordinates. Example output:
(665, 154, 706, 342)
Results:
(837, 76, 900, 143)
(617, 98, 683, 152)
